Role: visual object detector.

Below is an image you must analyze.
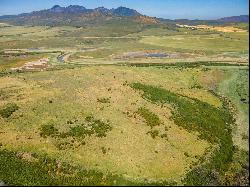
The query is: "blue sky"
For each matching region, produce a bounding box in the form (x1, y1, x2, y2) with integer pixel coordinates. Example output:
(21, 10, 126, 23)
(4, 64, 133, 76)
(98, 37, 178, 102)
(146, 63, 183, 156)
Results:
(0, 0, 249, 19)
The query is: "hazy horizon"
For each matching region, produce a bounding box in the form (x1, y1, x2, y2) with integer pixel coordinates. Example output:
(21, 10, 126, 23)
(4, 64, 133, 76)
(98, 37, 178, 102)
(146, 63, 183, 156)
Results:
(0, 0, 249, 20)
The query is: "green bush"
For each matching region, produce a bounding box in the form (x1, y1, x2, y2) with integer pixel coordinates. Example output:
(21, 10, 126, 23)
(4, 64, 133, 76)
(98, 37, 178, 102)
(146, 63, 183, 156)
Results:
(0, 103, 19, 118)
(160, 133, 168, 139)
(68, 125, 94, 138)
(91, 119, 112, 138)
(128, 62, 247, 69)
(97, 98, 110, 104)
(147, 130, 159, 139)
(136, 107, 161, 128)
(40, 117, 112, 141)
(101, 147, 107, 154)
(85, 115, 94, 122)
(39, 124, 59, 138)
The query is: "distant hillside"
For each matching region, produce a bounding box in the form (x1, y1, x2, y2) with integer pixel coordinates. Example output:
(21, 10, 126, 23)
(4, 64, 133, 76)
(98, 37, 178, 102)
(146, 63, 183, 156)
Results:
(0, 5, 158, 27)
(159, 15, 249, 26)
(218, 15, 249, 23)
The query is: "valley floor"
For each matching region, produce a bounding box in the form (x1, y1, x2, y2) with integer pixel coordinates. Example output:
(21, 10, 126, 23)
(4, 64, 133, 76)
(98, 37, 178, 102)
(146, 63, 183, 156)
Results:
(0, 23, 249, 186)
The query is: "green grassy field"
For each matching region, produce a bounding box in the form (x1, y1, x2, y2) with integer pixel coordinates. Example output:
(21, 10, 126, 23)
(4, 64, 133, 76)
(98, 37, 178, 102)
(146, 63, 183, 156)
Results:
(217, 68, 249, 151)
(140, 33, 249, 55)
(0, 23, 249, 186)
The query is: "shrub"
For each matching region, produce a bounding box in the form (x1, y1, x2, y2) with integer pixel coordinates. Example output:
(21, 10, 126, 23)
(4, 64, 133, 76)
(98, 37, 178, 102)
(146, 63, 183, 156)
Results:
(68, 125, 94, 138)
(241, 133, 248, 140)
(40, 124, 59, 138)
(40, 116, 112, 142)
(136, 107, 161, 128)
(97, 98, 110, 104)
(147, 130, 159, 139)
(91, 119, 112, 138)
(160, 133, 168, 139)
(56, 142, 71, 150)
(0, 103, 19, 118)
(85, 115, 94, 122)
(101, 147, 107, 154)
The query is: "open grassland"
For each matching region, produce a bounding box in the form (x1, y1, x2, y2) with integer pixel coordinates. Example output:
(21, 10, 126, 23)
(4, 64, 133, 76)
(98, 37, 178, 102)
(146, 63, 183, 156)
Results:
(140, 33, 249, 55)
(0, 66, 216, 183)
(0, 24, 248, 62)
(0, 23, 249, 186)
(0, 65, 249, 185)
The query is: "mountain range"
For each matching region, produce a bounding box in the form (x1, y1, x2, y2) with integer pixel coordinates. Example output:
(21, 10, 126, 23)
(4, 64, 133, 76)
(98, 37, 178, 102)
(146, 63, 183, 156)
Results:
(0, 5, 248, 27)
(43, 5, 141, 17)
(0, 5, 158, 26)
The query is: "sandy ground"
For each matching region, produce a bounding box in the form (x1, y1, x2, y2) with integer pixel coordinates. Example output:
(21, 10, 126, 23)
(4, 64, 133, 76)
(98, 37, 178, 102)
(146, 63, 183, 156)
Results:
(11, 58, 50, 71)
(176, 24, 247, 33)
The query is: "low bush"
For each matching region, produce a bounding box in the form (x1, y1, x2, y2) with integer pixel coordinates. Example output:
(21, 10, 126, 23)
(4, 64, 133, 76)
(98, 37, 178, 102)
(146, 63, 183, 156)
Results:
(101, 147, 107, 154)
(97, 98, 110, 104)
(147, 130, 159, 139)
(128, 62, 248, 69)
(136, 107, 161, 128)
(0, 103, 19, 118)
(40, 117, 112, 142)
(67, 125, 94, 138)
(160, 133, 168, 139)
(39, 124, 59, 138)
